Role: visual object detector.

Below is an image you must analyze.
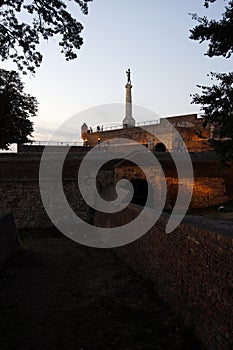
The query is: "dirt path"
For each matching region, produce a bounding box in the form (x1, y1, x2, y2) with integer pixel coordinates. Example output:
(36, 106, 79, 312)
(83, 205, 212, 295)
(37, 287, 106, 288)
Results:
(0, 228, 204, 350)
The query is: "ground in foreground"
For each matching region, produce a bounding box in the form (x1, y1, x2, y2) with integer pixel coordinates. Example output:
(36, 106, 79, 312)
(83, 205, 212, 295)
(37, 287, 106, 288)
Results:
(0, 228, 205, 350)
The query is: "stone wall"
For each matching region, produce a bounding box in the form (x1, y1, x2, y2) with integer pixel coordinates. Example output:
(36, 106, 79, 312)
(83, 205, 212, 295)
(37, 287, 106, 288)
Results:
(1, 152, 233, 349)
(0, 152, 232, 228)
(114, 155, 232, 209)
(82, 114, 212, 152)
(94, 207, 233, 350)
(0, 154, 91, 229)
(0, 180, 91, 229)
(0, 213, 21, 269)
(166, 176, 227, 208)
(17, 144, 91, 153)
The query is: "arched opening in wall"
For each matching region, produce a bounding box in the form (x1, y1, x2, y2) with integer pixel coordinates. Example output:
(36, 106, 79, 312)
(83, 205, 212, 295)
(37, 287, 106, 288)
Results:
(154, 143, 166, 152)
(130, 179, 154, 208)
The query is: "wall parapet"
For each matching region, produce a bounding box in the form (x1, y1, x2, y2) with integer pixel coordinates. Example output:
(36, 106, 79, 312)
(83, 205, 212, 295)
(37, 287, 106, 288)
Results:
(94, 207, 233, 350)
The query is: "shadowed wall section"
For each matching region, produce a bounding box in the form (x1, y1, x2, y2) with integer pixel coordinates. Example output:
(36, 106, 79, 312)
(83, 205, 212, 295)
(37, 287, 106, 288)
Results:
(94, 207, 233, 350)
(0, 213, 21, 269)
(1, 152, 233, 349)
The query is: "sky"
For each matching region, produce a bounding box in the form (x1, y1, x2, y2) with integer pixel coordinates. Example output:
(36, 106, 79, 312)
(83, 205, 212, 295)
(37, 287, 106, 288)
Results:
(2, 0, 232, 143)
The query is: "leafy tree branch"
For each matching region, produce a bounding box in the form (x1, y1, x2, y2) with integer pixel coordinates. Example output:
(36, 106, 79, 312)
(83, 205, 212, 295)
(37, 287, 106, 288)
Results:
(190, 0, 233, 162)
(190, 0, 233, 58)
(0, 0, 93, 74)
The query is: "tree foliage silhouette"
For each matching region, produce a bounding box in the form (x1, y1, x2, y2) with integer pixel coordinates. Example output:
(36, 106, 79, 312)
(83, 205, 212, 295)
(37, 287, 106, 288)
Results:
(0, 0, 92, 74)
(190, 0, 233, 162)
(0, 1, 92, 149)
(0, 69, 38, 150)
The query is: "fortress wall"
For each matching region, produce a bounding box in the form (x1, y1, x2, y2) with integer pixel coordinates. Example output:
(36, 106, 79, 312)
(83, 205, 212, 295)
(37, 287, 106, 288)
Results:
(0, 180, 92, 229)
(94, 208, 233, 350)
(0, 154, 115, 229)
(0, 213, 21, 269)
(115, 158, 232, 208)
(1, 154, 233, 349)
(85, 128, 212, 152)
(83, 114, 212, 151)
(17, 144, 91, 153)
(0, 155, 91, 228)
(166, 176, 227, 208)
(0, 154, 232, 228)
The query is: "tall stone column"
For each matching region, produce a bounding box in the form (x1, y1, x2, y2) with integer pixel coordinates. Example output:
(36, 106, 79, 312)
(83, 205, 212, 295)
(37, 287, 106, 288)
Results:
(125, 83, 133, 120)
(123, 69, 136, 128)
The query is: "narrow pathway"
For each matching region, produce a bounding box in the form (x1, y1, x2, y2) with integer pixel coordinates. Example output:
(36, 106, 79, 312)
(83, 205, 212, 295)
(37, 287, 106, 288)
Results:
(0, 228, 204, 350)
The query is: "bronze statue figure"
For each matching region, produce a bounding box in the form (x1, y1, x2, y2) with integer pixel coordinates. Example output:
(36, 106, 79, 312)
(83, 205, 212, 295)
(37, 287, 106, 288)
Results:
(126, 68, 131, 84)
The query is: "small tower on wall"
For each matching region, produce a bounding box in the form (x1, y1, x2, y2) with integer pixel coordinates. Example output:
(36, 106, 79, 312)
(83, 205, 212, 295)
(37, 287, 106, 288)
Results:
(123, 69, 136, 128)
(81, 122, 88, 136)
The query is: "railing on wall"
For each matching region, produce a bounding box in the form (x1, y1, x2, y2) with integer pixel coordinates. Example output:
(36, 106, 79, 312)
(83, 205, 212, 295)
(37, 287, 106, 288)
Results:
(21, 120, 161, 146)
(91, 120, 160, 132)
(22, 140, 84, 147)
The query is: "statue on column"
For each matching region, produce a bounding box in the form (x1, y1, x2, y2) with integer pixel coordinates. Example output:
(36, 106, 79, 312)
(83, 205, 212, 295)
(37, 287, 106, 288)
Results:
(126, 68, 131, 84)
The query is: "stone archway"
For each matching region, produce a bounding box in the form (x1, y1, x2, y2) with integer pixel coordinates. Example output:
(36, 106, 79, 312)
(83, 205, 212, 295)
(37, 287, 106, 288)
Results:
(130, 179, 148, 207)
(154, 143, 166, 152)
(130, 179, 155, 208)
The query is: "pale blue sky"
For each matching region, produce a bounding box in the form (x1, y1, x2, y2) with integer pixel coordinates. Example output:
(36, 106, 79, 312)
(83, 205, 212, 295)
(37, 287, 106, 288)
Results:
(2, 0, 232, 141)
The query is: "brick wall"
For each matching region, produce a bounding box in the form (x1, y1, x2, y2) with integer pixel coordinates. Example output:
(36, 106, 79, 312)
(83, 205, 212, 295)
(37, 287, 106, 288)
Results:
(0, 154, 92, 228)
(82, 114, 212, 152)
(17, 144, 91, 153)
(0, 153, 232, 228)
(114, 155, 232, 208)
(1, 152, 232, 349)
(94, 207, 233, 350)
(166, 177, 227, 208)
(0, 213, 21, 269)
(0, 180, 92, 228)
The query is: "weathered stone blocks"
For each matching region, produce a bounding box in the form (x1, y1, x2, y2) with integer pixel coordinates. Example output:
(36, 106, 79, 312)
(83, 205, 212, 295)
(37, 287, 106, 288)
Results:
(94, 208, 233, 350)
(0, 213, 21, 269)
